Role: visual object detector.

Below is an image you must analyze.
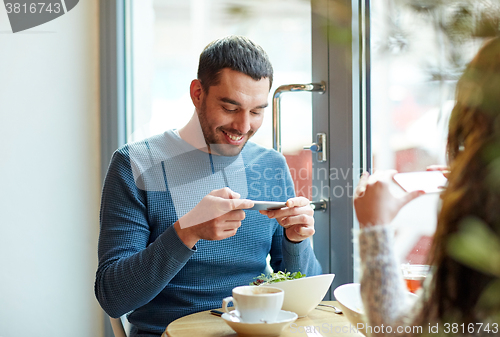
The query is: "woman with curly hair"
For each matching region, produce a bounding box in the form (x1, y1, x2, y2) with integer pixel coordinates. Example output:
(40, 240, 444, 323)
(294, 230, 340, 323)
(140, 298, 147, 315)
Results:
(354, 36, 500, 336)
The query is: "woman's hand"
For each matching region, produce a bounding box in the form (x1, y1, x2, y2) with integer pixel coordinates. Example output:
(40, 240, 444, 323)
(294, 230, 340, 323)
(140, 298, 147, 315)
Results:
(354, 170, 425, 228)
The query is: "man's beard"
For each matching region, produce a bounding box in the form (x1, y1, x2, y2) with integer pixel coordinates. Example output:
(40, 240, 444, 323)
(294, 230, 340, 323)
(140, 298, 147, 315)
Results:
(197, 99, 254, 157)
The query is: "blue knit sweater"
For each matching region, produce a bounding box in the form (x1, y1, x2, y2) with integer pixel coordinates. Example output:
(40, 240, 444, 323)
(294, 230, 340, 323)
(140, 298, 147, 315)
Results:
(95, 130, 322, 336)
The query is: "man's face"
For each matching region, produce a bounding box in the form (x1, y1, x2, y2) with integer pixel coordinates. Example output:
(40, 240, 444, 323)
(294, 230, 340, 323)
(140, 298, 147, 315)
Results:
(195, 68, 270, 156)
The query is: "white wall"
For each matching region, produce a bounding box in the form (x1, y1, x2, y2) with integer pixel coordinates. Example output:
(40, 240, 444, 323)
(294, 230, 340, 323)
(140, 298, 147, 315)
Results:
(0, 1, 103, 336)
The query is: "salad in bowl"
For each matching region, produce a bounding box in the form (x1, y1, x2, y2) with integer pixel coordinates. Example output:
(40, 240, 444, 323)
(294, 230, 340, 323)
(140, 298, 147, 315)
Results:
(252, 271, 335, 317)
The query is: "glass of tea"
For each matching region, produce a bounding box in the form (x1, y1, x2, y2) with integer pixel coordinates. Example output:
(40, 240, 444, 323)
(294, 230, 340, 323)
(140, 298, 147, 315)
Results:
(401, 264, 430, 294)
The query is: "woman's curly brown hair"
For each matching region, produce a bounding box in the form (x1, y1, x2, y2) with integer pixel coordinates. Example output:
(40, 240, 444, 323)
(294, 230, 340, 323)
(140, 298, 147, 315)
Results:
(422, 36, 500, 324)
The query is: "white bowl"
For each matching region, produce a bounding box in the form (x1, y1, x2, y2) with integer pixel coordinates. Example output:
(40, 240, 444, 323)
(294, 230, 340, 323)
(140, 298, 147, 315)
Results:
(262, 274, 335, 317)
(334, 283, 417, 336)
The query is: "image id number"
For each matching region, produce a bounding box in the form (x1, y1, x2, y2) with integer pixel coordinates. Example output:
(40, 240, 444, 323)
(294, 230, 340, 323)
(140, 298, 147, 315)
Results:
(5, 2, 62, 14)
(443, 323, 499, 334)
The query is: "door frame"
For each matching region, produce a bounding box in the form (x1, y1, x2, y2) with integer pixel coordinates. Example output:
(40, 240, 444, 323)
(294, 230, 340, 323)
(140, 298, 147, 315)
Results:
(311, 0, 366, 297)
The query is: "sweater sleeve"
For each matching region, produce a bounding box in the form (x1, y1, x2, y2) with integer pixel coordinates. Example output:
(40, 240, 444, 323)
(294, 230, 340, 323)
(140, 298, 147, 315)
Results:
(359, 225, 419, 336)
(267, 225, 322, 277)
(95, 149, 195, 318)
(282, 234, 322, 276)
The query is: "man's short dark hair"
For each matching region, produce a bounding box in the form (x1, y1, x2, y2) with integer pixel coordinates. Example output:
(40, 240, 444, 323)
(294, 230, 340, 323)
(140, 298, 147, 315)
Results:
(197, 35, 274, 93)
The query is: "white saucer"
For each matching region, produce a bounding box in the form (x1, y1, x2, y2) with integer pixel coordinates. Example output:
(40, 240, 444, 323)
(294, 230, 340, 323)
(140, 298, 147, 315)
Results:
(221, 310, 298, 337)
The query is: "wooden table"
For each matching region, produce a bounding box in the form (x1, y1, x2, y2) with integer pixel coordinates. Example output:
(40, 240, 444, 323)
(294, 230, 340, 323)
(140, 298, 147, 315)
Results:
(163, 301, 363, 337)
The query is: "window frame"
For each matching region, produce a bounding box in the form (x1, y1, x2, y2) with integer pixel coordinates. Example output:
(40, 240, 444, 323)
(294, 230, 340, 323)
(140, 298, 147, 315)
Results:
(310, 0, 366, 296)
(99, 0, 127, 336)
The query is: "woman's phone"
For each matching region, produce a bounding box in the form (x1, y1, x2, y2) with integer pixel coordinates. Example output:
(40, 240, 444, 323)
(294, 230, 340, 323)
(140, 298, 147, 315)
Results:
(393, 171, 447, 193)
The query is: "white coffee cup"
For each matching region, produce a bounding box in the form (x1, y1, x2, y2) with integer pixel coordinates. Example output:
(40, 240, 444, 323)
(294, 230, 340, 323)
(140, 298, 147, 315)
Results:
(222, 285, 284, 323)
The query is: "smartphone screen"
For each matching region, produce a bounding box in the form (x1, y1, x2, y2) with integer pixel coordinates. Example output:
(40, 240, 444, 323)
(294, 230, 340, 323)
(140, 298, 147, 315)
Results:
(393, 171, 447, 193)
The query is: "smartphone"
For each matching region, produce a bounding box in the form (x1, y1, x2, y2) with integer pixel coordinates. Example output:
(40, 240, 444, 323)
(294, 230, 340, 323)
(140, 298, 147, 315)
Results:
(247, 201, 287, 211)
(393, 171, 447, 193)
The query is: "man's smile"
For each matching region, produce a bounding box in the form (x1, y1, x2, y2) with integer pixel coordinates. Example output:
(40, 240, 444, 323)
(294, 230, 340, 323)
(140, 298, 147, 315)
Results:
(221, 129, 245, 144)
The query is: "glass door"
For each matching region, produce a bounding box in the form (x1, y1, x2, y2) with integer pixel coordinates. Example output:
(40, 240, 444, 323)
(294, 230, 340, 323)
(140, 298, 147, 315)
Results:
(368, 0, 489, 266)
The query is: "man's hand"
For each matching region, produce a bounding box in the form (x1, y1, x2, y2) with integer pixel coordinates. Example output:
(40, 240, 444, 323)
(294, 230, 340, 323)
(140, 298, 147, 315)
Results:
(175, 187, 254, 248)
(260, 197, 315, 243)
(354, 170, 424, 228)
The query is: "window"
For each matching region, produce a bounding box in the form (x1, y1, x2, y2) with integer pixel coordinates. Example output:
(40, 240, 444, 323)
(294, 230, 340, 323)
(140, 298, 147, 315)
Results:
(369, 0, 490, 264)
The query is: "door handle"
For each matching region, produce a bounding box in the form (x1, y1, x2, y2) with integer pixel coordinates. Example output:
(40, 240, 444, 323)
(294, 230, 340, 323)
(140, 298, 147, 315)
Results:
(272, 82, 326, 153)
(272, 82, 327, 212)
